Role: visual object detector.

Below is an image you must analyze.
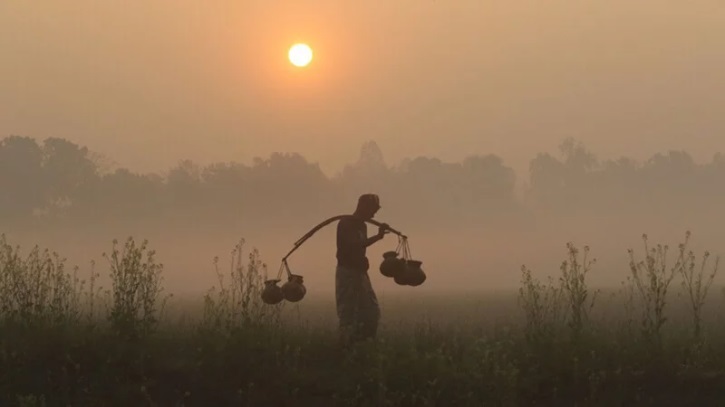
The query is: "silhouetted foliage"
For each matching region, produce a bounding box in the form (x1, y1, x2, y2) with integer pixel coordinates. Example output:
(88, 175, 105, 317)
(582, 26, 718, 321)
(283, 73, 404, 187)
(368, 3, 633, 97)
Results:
(0, 136, 46, 220)
(525, 137, 725, 217)
(2, 135, 725, 230)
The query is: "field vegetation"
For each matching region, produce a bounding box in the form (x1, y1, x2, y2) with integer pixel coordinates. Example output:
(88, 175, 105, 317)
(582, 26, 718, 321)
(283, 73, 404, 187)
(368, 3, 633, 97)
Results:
(2, 232, 725, 407)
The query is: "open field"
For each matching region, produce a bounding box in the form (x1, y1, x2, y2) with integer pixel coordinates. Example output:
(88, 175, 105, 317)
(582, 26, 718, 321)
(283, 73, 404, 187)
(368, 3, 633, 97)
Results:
(3, 234, 725, 406)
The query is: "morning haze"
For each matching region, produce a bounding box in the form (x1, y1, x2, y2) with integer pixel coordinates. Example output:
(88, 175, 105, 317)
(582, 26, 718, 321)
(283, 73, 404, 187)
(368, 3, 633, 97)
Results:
(1, 1, 725, 296)
(2, 1, 724, 174)
(5, 3, 725, 404)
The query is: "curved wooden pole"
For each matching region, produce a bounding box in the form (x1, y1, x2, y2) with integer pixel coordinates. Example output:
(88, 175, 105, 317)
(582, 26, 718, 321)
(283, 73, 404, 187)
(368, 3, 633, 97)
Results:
(281, 214, 407, 262)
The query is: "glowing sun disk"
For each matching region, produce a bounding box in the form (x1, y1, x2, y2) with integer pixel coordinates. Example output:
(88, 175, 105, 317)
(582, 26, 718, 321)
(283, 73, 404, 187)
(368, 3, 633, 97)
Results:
(288, 43, 313, 67)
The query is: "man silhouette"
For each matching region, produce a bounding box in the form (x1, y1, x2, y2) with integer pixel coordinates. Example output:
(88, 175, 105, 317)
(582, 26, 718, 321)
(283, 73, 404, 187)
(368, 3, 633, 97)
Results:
(335, 194, 389, 347)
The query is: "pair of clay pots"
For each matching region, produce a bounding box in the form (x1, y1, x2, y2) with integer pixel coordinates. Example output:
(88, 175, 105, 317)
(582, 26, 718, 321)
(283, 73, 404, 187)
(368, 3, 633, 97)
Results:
(261, 275, 306, 305)
(380, 251, 426, 286)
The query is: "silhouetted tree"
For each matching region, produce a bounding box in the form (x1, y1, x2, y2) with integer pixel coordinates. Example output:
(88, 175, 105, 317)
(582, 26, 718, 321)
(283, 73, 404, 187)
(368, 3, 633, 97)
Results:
(3, 134, 725, 234)
(199, 162, 252, 215)
(337, 141, 390, 197)
(526, 138, 599, 211)
(460, 154, 516, 207)
(165, 159, 203, 215)
(246, 152, 331, 222)
(89, 169, 165, 221)
(41, 137, 100, 218)
(0, 136, 45, 220)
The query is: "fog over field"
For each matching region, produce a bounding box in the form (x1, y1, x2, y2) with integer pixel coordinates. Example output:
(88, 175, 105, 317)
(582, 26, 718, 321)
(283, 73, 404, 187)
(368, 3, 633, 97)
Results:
(2, 136, 724, 304)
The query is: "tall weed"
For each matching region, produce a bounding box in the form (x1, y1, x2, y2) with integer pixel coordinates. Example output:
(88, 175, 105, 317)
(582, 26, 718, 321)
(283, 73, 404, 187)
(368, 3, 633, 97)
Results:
(518, 265, 564, 345)
(105, 237, 168, 338)
(677, 234, 719, 342)
(0, 234, 83, 327)
(559, 243, 598, 341)
(627, 233, 686, 349)
(201, 239, 282, 332)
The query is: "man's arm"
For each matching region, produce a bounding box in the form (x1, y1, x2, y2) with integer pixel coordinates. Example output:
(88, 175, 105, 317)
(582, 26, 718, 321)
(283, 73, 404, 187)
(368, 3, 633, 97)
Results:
(364, 234, 383, 247)
(338, 219, 388, 250)
(364, 223, 389, 247)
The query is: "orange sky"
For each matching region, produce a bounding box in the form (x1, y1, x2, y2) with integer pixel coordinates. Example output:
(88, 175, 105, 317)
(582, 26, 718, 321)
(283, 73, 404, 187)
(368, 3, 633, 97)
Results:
(1, 0, 724, 177)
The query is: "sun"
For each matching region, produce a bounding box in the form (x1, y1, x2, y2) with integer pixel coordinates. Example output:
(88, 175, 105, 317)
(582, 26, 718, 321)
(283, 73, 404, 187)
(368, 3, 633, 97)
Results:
(288, 43, 313, 67)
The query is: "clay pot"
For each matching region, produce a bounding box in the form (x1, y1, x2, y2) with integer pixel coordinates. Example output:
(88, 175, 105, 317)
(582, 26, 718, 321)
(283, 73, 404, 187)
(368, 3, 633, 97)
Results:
(261, 279, 284, 304)
(393, 260, 426, 286)
(281, 274, 307, 302)
(404, 260, 426, 286)
(393, 263, 412, 285)
(380, 251, 405, 278)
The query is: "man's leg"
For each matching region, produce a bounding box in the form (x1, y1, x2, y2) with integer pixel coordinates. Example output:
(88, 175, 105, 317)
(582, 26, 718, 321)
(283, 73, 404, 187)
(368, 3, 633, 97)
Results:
(336, 266, 364, 347)
(359, 271, 381, 341)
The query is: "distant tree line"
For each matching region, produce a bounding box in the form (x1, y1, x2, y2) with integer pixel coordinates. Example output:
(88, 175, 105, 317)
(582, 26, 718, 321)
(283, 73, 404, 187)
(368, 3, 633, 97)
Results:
(1, 135, 723, 230)
(526, 138, 725, 215)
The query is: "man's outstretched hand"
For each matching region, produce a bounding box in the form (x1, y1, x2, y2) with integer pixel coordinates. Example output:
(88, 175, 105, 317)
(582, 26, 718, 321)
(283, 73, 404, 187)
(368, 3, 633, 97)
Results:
(377, 223, 391, 238)
(364, 223, 390, 247)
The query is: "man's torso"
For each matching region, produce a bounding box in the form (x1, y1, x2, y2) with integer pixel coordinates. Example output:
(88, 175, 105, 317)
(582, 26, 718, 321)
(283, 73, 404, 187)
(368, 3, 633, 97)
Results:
(336, 216, 369, 271)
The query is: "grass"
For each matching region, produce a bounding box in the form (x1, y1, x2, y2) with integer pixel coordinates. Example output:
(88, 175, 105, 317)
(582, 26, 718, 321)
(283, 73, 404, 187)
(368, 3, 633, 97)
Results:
(1, 232, 725, 406)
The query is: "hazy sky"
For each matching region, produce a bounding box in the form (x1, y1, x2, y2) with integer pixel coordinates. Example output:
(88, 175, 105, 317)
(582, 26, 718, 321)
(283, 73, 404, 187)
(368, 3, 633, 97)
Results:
(2, 1, 724, 177)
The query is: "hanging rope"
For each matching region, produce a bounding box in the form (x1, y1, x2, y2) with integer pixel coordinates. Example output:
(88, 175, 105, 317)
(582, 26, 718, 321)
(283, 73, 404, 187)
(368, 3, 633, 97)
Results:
(395, 235, 412, 261)
(275, 260, 292, 280)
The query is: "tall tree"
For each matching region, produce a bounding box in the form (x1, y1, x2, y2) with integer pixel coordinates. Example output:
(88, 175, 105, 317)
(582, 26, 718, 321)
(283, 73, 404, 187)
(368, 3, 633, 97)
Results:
(0, 136, 45, 219)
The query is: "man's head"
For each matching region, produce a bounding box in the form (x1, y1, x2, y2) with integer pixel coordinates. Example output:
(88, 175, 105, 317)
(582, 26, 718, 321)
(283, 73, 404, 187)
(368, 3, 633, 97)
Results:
(354, 194, 381, 220)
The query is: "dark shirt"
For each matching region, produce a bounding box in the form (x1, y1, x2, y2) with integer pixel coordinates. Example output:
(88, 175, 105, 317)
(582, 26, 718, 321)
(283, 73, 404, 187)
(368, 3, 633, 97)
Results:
(336, 216, 370, 271)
